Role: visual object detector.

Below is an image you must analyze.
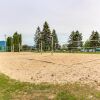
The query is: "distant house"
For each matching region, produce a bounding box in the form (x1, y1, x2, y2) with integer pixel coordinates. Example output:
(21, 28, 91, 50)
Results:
(0, 41, 6, 52)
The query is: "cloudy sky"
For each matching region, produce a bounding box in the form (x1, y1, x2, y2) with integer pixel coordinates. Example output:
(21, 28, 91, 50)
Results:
(0, 0, 100, 45)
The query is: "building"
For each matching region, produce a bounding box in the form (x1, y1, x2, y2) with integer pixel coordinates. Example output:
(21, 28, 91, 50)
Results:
(0, 41, 6, 52)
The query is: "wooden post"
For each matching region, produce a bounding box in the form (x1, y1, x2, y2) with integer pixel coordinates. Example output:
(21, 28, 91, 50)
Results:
(51, 34, 53, 55)
(40, 33, 42, 55)
(41, 39, 42, 55)
(13, 44, 14, 52)
(19, 43, 20, 52)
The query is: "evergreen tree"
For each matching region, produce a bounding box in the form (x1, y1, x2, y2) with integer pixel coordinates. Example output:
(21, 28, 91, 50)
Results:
(84, 40, 91, 48)
(83, 40, 91, 52)
(67, 31, 82, 51)
(52, 29, 58, 50)
(89, 31, 100, 48)
(34, 26, 41, 51)
(42, 21, 51, 51)
(34, 22, 59, 52)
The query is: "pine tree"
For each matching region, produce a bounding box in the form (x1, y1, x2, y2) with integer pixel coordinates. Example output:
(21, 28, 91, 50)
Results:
(83, 40, 91, 52)
(34, 26, 41, 51)
(67, 31, 82, 51)
(52, 29, 58, 51)
(34, 22, 59, 52)
(89, 31, 100, 48)
(42, 21, 51, 51)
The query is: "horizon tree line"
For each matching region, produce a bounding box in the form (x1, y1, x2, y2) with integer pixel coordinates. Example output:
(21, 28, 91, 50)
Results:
(5, 21, 100, 52)
(34, 21, 100, 52)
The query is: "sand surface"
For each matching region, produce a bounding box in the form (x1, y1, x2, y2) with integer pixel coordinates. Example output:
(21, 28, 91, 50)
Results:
(0, 52, 100, 85)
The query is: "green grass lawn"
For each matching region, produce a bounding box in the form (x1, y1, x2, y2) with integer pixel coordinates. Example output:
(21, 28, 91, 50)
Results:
(0, 73, 100, 100)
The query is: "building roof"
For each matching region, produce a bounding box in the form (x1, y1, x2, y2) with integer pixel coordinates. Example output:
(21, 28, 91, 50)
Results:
(0, 41, 6, 47)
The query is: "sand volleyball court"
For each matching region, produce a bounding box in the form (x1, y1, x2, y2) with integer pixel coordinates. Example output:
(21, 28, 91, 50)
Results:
(0, 52, 100, 85)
